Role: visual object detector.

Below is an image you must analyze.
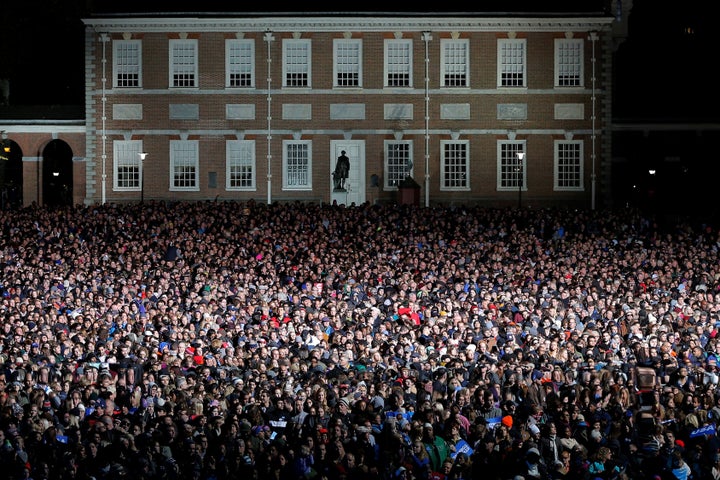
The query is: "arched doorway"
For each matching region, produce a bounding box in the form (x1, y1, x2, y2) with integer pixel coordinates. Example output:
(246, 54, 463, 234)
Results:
(42, 139, 73, 207)
(0, 138, 23, 209)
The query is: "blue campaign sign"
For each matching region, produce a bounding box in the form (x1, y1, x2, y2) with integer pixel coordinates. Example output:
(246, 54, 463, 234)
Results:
(451, 439, 474, 458)
(690, 424, 716, 438)
(487, 416, 502, 429)
(385, 410, 415, 422)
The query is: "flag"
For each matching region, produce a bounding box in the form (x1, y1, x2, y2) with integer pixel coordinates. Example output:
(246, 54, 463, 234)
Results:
(690, 424, 716, 438)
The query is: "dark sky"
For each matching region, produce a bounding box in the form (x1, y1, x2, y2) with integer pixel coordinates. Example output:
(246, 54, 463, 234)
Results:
(613, 0, 712, 120)
(1, 0, 714, 121)
(1, 0, 86, 106)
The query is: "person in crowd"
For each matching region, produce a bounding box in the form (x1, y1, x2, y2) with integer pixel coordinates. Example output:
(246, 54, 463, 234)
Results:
(1, 201, 720, 480)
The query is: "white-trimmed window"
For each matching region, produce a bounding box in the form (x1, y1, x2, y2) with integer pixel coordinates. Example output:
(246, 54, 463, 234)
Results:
(555, 140, 584, 190)
(169, 39, 198, 88)
(334, 39, 362, 87)
(283, 141, 312, 189)
(113, 140, 143, 190)
(497, 141, 526, 190)
(170, 140, 199, 190)
(440, 141, 469, 190)
(226, 140, 256, 190)
(497, 39, 526, 87)
(441, 39, 469, 88)
(283, 39, 311, 88)
(555, 38, 584, 87)
(113, 40, 141, 88)
(226, 39, 255, 88)
(384, 140, 413, 188)
(385, 39, 412, 87)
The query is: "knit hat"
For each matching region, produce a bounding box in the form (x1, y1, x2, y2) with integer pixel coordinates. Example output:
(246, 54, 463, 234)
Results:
(501, 415, 513, 428)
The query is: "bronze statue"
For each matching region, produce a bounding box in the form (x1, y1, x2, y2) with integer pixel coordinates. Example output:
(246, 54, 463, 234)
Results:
(333, 151, 350, 191)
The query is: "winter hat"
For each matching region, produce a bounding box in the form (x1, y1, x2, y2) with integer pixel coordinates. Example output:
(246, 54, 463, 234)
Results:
(501, 415, 513, 428)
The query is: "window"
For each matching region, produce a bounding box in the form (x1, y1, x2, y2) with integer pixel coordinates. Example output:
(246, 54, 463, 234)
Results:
(170, 140, 199, 190)
(555, 38, 584, 87)
(440, 141, 469, 190)
(385, 39, 412, 87)
(497, 141, 525, 190)
(334, 39, 362, 87)
(226, 39, 255, 88)
(113, 40, 141, 88)
(555, 140, 583, 190)
(441, 39, 468, 87)
(169, 39, 197, 88)
(283, 141, 312, 189)
(283, 39, 311, 88)
(384, 140, 413, 188)
(113, 140, 143, 190)
(497, 39, 526, 87)
(226, 140, 256, 190)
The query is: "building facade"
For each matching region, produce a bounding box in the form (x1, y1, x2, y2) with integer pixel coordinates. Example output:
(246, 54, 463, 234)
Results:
(0, 122, 85, 208)
(3, 11, 616, 209)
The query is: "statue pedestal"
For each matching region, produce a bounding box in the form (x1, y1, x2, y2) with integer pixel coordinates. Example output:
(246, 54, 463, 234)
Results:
(331, 189, 349, 205)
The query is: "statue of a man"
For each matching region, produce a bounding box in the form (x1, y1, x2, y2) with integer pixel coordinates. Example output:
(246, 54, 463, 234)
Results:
(333, 151, 350, 190)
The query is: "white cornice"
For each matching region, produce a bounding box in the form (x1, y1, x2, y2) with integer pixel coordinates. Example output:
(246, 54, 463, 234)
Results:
(83, 16, 613, 33)
(0, 123, 85, 133)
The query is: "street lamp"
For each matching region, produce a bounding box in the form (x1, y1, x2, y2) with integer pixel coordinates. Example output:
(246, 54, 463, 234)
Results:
(516, 151, 525, 209)
(138, 152, 148, 203)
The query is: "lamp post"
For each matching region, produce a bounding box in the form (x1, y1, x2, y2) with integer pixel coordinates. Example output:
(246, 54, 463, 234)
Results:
(138, 152, 148, 203)
(516, 151, 524, 209)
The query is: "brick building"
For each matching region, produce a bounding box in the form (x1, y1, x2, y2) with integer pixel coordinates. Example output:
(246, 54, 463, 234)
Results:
(78, 9, 614, 208)
(1, 7, 616, 208)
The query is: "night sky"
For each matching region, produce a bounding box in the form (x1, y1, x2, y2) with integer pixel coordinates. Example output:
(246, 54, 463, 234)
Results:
(613, 0, 712, 120)
(1, 1, 86, 106)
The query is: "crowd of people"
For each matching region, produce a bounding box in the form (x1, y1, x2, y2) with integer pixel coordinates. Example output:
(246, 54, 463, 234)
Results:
(1, 200, 720, 480)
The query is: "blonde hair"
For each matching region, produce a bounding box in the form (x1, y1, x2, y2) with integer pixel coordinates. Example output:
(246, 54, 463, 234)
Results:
(191, 398, 204, 415)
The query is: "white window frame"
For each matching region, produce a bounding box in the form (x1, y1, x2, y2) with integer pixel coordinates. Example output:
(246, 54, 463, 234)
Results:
(554, 140, 584, 190)
(169, 39, 198, 88)
(226, 39, 255, 88)
(440, 140, 470, 191)
(497, 141, 526, 191)
(170, 140, 199, 191)
(282, 140, 312, 190)
(555, 38, 584, 87)
(440, 39, 469, 88)
(384, 39, 412, 88)
(384, 140, 414, 189)
(283, 39, 311, 88)
(333, 38, 362, 88)
(113, 140, 143, 190)
(113, 40, 142, 88)
(497, 38, 526, 88)
(226, 140, 256, 190)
